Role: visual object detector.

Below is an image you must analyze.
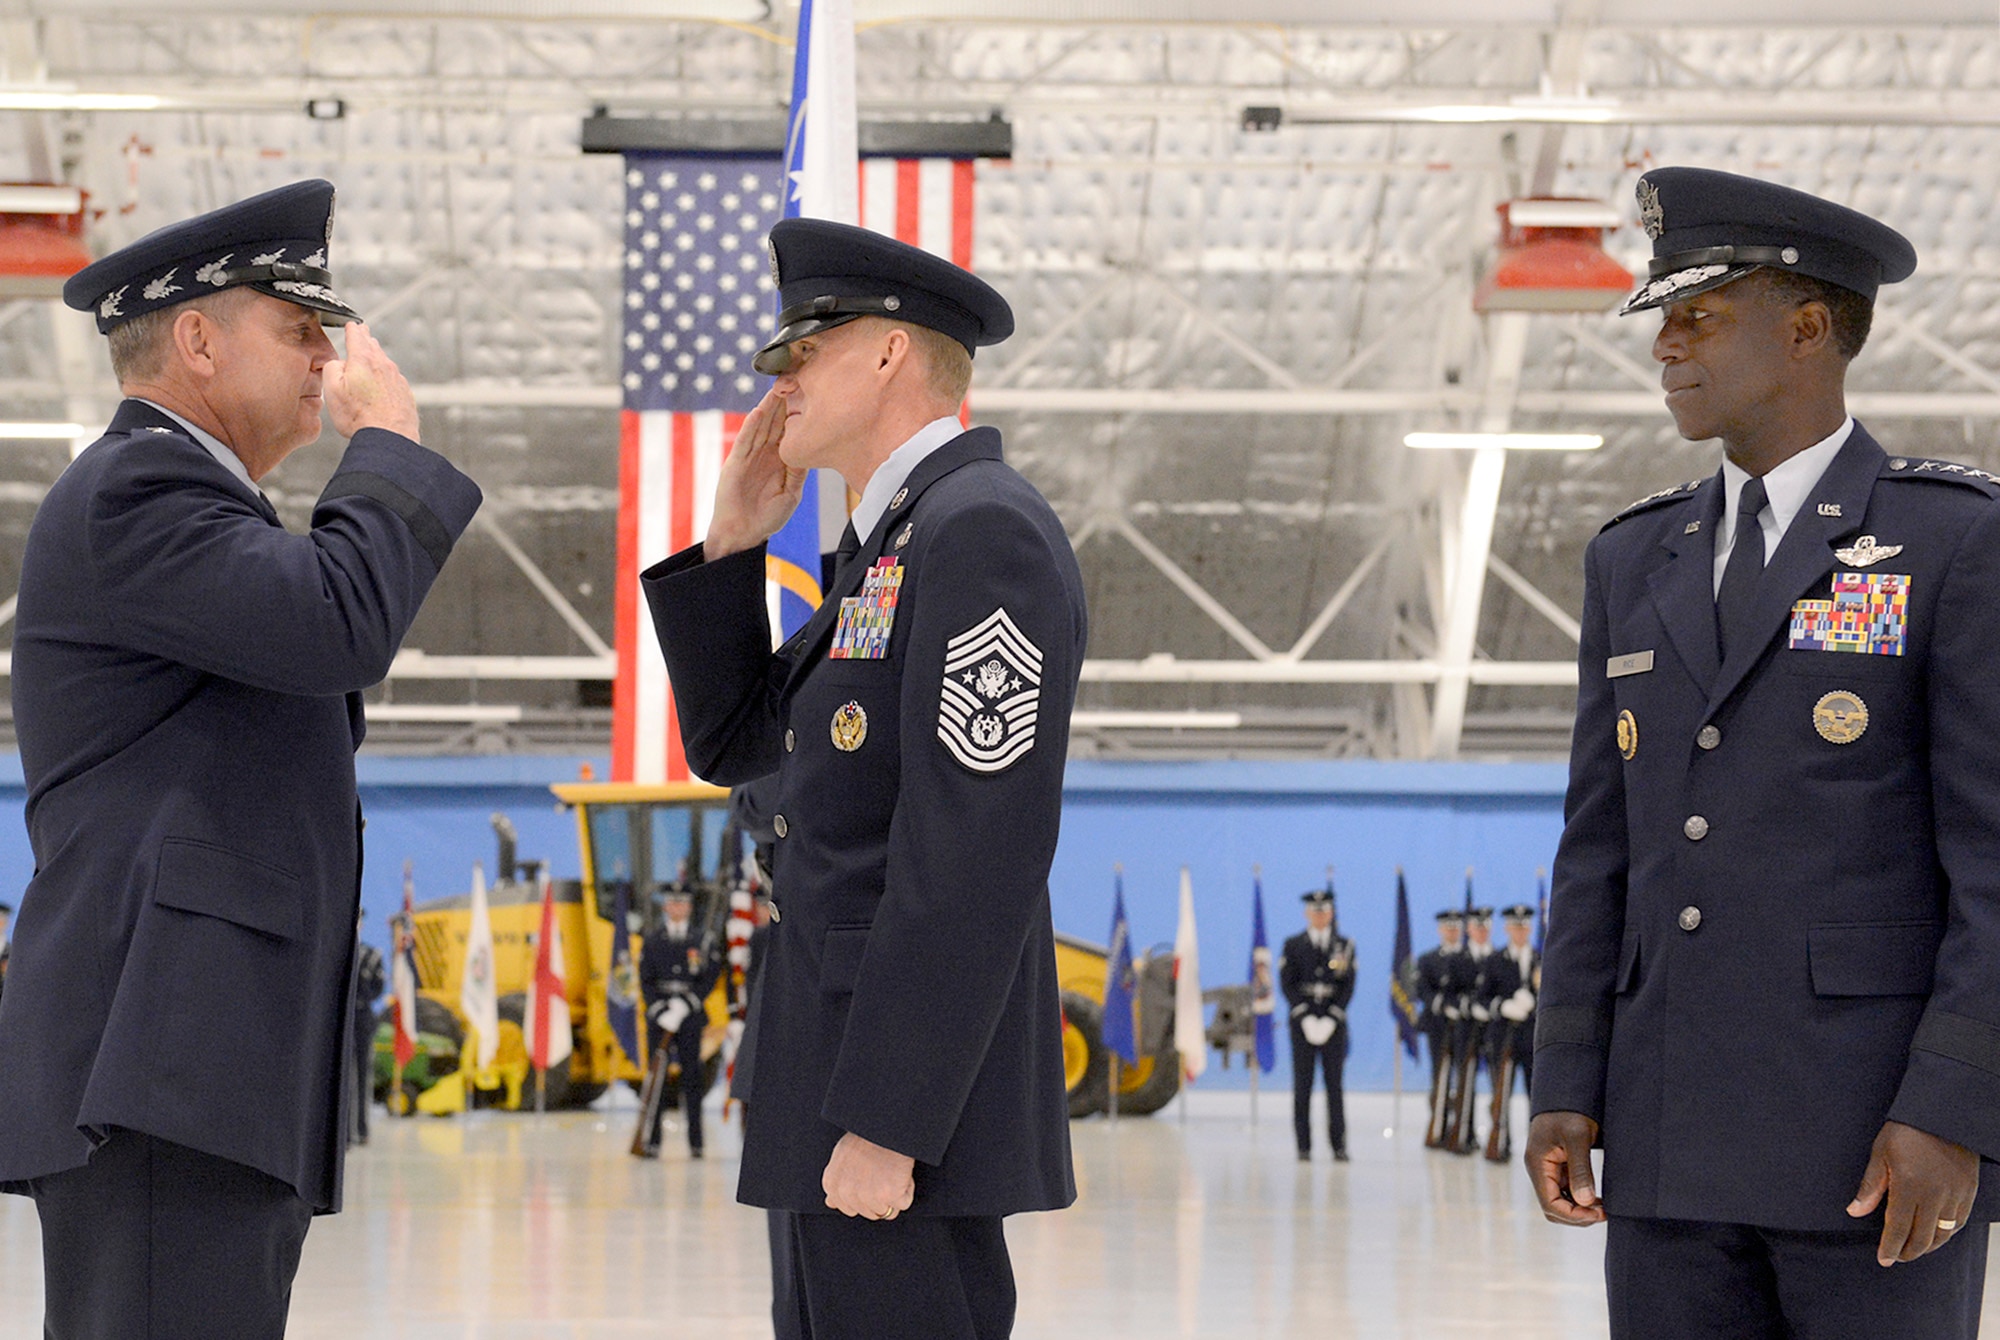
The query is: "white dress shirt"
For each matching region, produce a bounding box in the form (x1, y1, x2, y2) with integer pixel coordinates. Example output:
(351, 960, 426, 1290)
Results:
(1713, 417, 1853, 597)
(848, 415, 965, 544)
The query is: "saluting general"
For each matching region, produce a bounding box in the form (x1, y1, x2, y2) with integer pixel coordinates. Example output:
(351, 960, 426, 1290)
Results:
(643, 218, 1084, 1340)
(1529, 167, 2000, 1339)
(0, 180, 481, 1338)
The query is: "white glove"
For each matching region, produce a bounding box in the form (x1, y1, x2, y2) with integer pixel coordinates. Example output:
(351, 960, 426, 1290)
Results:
(657, 997, 691, 1033)
(1500, 988, 1534, 1022)
(1471, 1003, 1491, 1023)
(1300, 1016, 1337, 1047)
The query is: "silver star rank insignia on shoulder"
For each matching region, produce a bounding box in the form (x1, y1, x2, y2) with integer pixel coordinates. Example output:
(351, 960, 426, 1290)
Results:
(1834, 535, 1903, 567)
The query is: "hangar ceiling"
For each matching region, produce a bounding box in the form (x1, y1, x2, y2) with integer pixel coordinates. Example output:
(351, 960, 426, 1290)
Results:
(0, 5, 1996, 759)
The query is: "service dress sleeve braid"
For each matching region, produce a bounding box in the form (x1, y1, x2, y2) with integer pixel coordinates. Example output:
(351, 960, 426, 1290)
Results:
(85, 430, 479, 697)
(819, 498, 1078, 1165)
(1889, 500, 2000, 1158)
(1532, 535, 1631, 1123)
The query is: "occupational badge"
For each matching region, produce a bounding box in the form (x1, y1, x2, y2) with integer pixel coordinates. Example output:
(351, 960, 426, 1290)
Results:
(1789, 572, 1910, 656)
(1832, 535, 1903, 567)
(1813, 690, 1869, 745)
(895, 523, 913, 550)
(1616, 709, 1638, 761)
(829, 559, 904, 660)
(830, 701, 868, 753)
(938, 607, 1042, 775)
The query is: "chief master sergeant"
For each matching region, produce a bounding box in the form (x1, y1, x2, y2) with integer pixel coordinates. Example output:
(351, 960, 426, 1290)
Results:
(1528, 166, 2000, 1339)
(642, 218, 1086, 1340)
(0, 180, 482, 1338)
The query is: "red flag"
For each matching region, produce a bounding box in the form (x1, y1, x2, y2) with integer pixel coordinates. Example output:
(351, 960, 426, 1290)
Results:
(525, 872, 573, 1072)
(390, 862, 418, 1070)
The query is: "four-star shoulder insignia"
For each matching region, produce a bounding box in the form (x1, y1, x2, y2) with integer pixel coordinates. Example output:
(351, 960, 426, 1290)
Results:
(1886, 458, 2000, 497)
(1602, 478, 1704, 531)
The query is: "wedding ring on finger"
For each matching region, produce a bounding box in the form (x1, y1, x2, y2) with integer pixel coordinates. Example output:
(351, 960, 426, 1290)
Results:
(1938, 1219, 1960, 1232)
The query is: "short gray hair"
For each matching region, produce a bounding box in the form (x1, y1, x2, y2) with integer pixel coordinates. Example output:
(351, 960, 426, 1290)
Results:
(107, 288, 254, 384)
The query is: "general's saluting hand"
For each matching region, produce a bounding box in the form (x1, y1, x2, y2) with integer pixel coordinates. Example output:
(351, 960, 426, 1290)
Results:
(324, 322, 421, 443)
(1846, 1119, 1978, 1266)
(703, 387, 806, 560)
(823, 1130, 916, 1221)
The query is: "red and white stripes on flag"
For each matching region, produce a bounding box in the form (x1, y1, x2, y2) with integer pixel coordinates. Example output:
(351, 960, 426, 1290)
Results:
(612, 158, 980, 783)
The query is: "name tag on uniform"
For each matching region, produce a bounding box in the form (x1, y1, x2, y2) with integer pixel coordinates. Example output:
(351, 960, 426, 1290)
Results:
(829, 559, 905, 660)
(1607, 651, 1654, 679)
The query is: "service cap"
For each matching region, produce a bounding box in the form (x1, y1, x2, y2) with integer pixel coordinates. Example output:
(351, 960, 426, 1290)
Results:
(1622, 167, 1916, 316)
(753, 217, 1012, 375)
(63, 179, 360, 334)
(1501, 904, 1536, 923)
(1300, 889, 1335, 908)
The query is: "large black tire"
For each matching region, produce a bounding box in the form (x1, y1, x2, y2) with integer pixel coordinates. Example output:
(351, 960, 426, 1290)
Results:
(1114, 1029, 1182, 1117)
(1062, 992, 1110, 1119)
(497, 994, 601, 1110)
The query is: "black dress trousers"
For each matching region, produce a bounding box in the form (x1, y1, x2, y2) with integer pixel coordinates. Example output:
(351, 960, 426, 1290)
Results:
(1605, 1215, 1988, 1340)
(31, 1128, 315, 1340)
(790, 1212, 1015, 1340)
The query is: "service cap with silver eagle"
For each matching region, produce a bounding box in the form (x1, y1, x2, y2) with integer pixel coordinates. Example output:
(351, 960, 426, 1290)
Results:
(753, 217, 1013, 376)
(63, 179, 362, 334)
(1620, 167, 1916, 317)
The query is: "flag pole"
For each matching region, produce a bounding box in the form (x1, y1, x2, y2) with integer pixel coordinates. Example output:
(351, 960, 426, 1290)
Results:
(1248, 1057, 1258, 1127)
(1392, 1045, 1403, 1140)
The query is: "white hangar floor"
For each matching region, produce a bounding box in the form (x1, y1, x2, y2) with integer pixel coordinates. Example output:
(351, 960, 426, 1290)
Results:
(3, 1092, 1995, 1338)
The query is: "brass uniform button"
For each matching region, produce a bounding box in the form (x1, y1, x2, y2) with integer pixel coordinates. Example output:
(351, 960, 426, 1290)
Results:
(1679, 906, 1702, 932)
(1697, 725, 1721, 751)
(774, 814, 789, 839)
(1684, 815, 1709, 841)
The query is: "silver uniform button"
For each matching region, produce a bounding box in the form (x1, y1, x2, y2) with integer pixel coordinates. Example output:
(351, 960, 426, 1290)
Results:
(768, 901, 780, 923)
(785, 728, 796, 753)
(774, 813, 789, 839)
(1679, 906, 1702, 932)
(1697, 725, 1721, 751)
(1684, 815, 1709, 841)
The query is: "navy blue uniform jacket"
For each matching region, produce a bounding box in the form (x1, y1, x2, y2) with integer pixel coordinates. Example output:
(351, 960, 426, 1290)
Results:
(643, 427, 1083, 1217)
(1533, 423, 2000, 1230)
(0, 400, 480, 1212)
(1279, 931, 1355, 1040)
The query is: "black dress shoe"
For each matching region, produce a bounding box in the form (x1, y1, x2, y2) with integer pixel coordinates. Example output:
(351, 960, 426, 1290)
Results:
(689, 1145, 704, 1160)
(1296, 1150, 1311, 1163)
(1333, 1147, 1349, 1163)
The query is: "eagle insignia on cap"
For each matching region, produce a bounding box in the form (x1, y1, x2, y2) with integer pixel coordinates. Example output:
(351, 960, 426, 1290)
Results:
(1638, 179, 1665, 239)
(196, 254, 234, 287)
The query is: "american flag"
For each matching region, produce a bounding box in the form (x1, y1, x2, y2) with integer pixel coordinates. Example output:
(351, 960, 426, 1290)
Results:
(613, 153, 981, 783)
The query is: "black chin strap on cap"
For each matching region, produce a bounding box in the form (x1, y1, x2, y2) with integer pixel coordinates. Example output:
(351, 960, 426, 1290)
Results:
(1647, 244, 1801, 279)
(210, 261, 337, 288)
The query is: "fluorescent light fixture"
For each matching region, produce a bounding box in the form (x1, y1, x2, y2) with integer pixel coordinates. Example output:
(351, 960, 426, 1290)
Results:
(1504, 198, 1623, 229)
(0, 422, 86, 440)
(0, 87, 163, 112)
(0, 184, 82, 214)
(1070, 710, 1242, 730)
(1404, 432, 1603, 452)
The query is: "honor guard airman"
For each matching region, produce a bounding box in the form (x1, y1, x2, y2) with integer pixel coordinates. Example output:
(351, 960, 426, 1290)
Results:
(1416, 910, 1473, 1150)
(1530, 167, 2000, 1340)
(637, 885, 723, 1159)
(0, 180, 481, 1336)
(1444, 906, 1498, 1156)
(1280, 887, 1356, 1162)
(1480, 903, 1539, 1163)
(642, 218, 1084, 1340)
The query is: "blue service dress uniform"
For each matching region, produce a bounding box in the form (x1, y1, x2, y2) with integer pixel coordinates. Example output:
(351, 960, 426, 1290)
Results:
(1280, 929, 1355, 1157)
(640, 922, 723, 1154)
(1416, 934, 1473, 1147)
(1533, 424, 2000, 1331)
(0, 399, 478, 1334)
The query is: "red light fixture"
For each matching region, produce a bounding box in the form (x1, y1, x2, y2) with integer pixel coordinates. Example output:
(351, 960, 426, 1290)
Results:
(0, 184, 91, 300)
(1473, 198, 1633, 314)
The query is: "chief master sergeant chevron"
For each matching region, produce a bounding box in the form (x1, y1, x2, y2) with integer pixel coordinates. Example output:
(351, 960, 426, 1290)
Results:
(643, 217, 1085, 1340)
(0, 180, 481, 1339)
(1527, 166, 2000, 1339)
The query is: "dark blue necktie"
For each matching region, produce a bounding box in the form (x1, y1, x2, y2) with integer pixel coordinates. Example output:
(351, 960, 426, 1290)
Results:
(1716, 476, 1769, 661)
(831, 519, 861, 583)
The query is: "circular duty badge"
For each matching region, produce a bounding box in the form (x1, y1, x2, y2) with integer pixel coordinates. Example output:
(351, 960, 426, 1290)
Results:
(1813, 690, 1869, 745)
